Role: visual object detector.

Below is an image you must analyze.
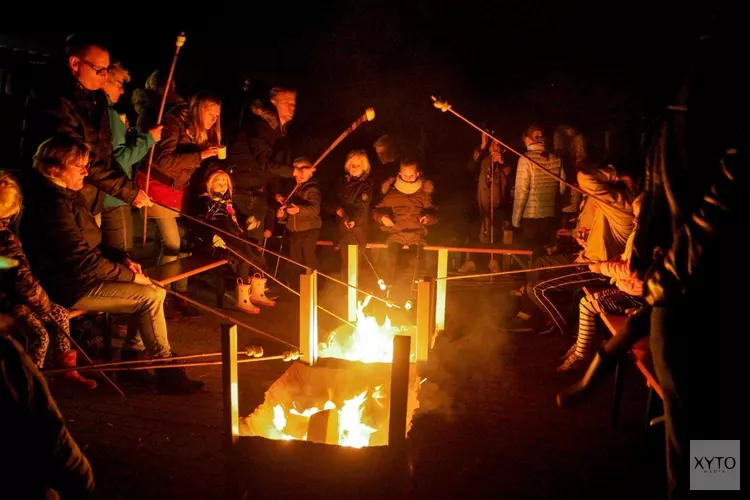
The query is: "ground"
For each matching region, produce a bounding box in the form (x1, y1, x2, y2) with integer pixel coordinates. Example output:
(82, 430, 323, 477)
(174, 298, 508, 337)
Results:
(46, 220, 667, 499)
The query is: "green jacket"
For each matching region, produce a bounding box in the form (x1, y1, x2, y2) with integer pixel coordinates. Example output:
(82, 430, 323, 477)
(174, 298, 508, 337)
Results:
(104, 97, 155, 208)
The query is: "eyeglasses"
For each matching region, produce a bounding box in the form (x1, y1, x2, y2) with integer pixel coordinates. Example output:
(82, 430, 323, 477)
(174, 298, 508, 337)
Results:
(80, 59, 108, 76)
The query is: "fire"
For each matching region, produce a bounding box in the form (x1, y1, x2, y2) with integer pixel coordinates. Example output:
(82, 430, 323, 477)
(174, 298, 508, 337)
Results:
(270, 392, 377, 448)
(319, 296, 410, 363)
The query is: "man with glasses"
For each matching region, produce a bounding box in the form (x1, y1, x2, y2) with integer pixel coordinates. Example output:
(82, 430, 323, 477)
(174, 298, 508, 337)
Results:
(20, 33, 152, 220)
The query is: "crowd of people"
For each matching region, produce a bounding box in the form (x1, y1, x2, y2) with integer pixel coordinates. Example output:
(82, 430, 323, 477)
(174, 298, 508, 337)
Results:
(0, 21, 742, 498)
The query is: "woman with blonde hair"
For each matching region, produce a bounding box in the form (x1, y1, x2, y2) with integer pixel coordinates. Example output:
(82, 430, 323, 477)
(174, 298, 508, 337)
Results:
(0, 172, 96, 389)
(335, 149, 374, 275)
(135, 91, 222, 317)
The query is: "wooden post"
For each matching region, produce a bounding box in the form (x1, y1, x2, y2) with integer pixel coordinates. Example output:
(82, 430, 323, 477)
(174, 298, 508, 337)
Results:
(388, 334, 411, 452)
(221, 323, 240, 498)
(435, 249, 448, 332)
(416, 278, 433, 363)
(347, 244, 358, 323)
(299, 270, 319, 366)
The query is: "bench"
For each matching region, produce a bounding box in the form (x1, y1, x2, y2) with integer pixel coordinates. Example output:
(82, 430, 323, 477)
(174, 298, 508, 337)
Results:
(68, 255, 228, 361)
(582, 286, 663, 428)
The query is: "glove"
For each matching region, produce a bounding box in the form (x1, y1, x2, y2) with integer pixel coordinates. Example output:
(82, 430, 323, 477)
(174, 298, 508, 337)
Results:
(212, 235, 227, 249)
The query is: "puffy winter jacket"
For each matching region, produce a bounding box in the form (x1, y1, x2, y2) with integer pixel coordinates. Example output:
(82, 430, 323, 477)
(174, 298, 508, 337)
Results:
(19, 171, 135, 308)
(337, 175, 373, 238)
(280, 179, 322, 232)
(373, 177, 438, 246)
(511, 143, 565, 227)
(20, 68, 138, 215)
(0, 230, 51, 317)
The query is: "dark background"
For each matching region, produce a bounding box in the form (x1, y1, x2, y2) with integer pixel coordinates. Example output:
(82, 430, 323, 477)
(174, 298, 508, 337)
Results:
(1, 5, 713, 242)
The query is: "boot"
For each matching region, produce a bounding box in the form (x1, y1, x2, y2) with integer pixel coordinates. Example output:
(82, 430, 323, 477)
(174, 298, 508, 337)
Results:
(174, 296, 202, 318)
(117, 348, 153, 385)
(155, 366, 204, 395)
(249, 274, 276, 307)
(236, 279, 261, 314)
(55, 351, 97, 390)
(556, 348, 619, 408)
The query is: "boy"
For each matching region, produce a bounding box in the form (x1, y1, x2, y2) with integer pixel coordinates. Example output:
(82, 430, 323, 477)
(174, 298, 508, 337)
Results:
(277, 158, 322, 278)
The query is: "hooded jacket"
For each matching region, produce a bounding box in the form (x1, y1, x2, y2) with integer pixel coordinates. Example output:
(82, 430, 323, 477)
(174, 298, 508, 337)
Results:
(0, 230, 52, 317)
(280, 179, 322, 232)
(20, 68, 138, 215)
(373, 176, 438, 245)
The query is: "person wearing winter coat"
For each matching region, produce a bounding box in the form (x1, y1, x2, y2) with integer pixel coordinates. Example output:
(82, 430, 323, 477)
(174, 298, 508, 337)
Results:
(557, 194, 645, 372)
(229, 87, 296, 243)
(20, 135, 203, 395)
(99, 62, 163, 253)
(0, 323, 95, 499)
(135, 91, 222, 317)
(19, 34, 151, 216)
(131, 68, 184, 134)
(276, 158, 321, 279)
(335, 150, 374, 275)
(0, 173, 95, 389)
(467, 133, 513, 243)
(372, 158, 438, 294)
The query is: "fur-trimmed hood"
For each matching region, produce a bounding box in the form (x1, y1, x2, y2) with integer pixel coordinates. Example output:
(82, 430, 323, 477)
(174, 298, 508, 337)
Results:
(251, 99, 282, 132)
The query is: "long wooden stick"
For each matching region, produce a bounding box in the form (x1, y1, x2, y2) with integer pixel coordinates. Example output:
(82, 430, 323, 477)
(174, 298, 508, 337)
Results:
(142, 32, 187, 245)
(43, 354, 293, 374)
(439, 261, 594, 281)
(283, 108, 375, 204)
(431, 96, 633, 217)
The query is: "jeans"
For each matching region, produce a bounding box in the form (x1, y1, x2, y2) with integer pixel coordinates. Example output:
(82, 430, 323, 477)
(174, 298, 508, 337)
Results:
(72, 281, 171, 358)
(288, 228, 319, 284)
(101, 205, 134, 253)
(146, 204, 188, 292)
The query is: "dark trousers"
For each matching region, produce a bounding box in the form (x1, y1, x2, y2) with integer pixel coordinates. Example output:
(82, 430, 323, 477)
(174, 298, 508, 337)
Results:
(518, 217, 558, 251)
(382, 243, 422, 301)
(100, 205, 133, 253)
(338, 226, 367, 277)
(288, 229, 320, 284)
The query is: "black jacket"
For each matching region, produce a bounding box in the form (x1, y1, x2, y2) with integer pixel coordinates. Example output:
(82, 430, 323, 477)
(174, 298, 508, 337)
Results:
(337, 175, 373, 238)
(0, 333, 95, 499)
(19, 171, 135, 308)
(0, 230, 52, 316)
(279, 179, 322, 232)
(20, 68, 138, 215)
(228, 100, 294, 193)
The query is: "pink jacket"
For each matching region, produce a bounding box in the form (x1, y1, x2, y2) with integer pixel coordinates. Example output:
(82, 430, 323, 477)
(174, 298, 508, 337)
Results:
(598, 230, 643, 297)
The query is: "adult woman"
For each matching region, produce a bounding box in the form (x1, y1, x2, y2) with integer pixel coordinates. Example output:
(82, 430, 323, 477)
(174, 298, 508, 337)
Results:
(136, 92, 221, 317)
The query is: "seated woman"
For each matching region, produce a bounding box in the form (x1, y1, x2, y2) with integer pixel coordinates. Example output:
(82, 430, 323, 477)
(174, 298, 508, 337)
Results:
(0, 173, 95, 389)
(19, 135, 203, 395)
(557, 194, 644, 371)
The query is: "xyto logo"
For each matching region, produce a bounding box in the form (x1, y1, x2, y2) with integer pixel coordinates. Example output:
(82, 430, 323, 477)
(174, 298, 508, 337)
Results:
(693, 456, 737, 474)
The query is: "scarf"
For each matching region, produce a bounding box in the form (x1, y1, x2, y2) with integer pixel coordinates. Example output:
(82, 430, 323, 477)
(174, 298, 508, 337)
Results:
(394, 176, 423, 195)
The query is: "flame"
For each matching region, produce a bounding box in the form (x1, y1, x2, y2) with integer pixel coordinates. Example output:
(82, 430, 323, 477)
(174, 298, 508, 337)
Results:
(319, 296, 409, 363)
(338, 391, 377, 448)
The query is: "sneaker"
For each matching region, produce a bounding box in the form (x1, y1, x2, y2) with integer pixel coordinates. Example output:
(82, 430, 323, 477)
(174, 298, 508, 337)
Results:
(557, 352, 586, 372)
(560, 343, 578, 362)
(537, 319, 559, 336)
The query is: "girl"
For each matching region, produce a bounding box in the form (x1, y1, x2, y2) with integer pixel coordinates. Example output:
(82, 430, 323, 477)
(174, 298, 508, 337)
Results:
(335, 150, 373, 276)
(558, 194, 644, 372)
(190, 166, 273, 314)
(137, 91, 222, 317)
(0, 173, 96, 388)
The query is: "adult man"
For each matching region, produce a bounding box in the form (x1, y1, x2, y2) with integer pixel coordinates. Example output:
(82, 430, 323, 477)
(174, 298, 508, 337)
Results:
(20, 34, 151, 218)
(20, 135, 202, 395)
(229, 86, 296, 244)
(512, 125, 565, 250)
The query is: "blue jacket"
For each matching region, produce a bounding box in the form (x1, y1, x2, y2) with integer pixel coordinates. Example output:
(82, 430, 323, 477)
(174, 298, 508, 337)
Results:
(104, 97, 155, 208)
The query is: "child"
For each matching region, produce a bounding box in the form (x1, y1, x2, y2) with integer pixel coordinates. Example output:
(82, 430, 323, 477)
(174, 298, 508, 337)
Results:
(558, 194, 645, 371)
(336, 150, 374, 275)
(277, 158, 322, 277)
(373, 158, 438, 298)
(190, 166, 274, 314)
(0, 173, 96, 388)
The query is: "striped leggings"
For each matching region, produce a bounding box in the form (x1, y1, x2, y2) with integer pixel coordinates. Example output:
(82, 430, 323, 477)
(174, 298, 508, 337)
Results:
(574, 288, 643, 358)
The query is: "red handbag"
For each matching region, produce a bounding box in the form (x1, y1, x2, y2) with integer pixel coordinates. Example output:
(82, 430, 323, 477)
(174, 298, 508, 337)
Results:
(135, 171, 185, 212)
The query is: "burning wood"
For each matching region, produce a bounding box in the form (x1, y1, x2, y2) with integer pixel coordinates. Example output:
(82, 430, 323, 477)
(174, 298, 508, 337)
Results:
(239, 360, 420, 448)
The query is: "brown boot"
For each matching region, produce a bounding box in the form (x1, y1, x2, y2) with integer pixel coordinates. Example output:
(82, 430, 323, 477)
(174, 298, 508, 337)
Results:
(55, 350, 97, 390)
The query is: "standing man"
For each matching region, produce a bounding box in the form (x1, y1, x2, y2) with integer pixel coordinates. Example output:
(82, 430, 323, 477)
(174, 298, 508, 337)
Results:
(511, 125, 564, 251)
(20, 34, 151, 217)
